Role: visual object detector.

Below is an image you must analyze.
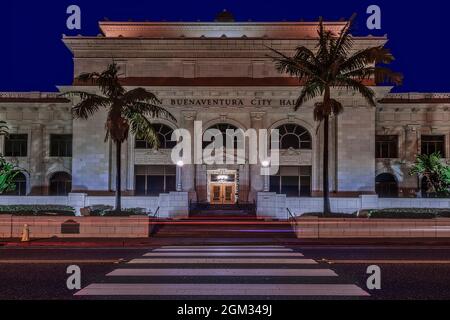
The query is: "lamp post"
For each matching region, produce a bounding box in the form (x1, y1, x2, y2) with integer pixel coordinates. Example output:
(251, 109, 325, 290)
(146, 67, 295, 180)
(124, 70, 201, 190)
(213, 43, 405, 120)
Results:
(176, 160, 184, 192)
(261, 160, 270, 192)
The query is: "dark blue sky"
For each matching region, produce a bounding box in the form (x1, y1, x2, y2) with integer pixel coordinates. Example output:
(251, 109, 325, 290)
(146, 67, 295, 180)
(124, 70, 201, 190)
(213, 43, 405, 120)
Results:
(2, 0, 449, 92)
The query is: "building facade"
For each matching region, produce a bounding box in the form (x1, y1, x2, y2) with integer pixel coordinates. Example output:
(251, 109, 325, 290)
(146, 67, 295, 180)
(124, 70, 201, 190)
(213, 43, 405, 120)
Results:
(1, 13, 450, 213)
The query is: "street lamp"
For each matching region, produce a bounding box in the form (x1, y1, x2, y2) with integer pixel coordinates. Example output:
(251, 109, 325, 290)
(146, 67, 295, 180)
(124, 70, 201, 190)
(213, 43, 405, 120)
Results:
(261, 160, 270, 192)
(176, 160, 184, 192)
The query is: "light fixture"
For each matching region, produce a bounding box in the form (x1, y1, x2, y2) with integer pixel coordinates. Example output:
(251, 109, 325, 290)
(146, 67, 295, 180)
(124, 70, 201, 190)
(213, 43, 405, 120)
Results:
(177, 160, 184, 167)
(261, 160, 270, 168)
(217, 175, 229, 181)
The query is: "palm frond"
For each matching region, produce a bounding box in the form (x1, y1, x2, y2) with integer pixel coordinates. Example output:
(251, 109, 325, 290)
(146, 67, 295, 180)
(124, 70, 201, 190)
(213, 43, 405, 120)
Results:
(0, 120, 9, 137)
(63, 92, 110, 119)
(339, 46, 396, 74)
(126, 113, 160, 149)
(125, 102, 176, 122)
(335, 77, 376, 106)
(267, 47, 316, 79)
(123, 88, 161, 105)
(330, 14, 356, 59)
(294, 81, 324, 111)
(343, 67, 403, 85)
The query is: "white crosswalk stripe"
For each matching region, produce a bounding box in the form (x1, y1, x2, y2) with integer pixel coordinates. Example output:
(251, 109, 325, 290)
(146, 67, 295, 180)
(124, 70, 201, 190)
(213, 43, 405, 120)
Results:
(75, 245, 369, 298)
(143, 252, 303, 257)
(107, 268, 338, 277)
(153, 248, 293, 252)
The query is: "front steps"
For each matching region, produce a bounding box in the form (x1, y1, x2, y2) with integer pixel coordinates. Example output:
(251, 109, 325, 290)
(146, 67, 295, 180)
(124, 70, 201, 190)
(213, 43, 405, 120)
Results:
(150, 218, 296, 239)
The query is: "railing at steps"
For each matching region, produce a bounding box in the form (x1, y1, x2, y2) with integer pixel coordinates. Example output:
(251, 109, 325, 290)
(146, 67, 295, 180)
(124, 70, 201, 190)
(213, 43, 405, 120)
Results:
(149, 206, 160, 219)
(287, 208, 296, 222)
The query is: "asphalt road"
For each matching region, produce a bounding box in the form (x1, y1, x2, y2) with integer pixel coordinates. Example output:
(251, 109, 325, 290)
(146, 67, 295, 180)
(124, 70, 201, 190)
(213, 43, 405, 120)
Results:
(1, 245, 450, 300)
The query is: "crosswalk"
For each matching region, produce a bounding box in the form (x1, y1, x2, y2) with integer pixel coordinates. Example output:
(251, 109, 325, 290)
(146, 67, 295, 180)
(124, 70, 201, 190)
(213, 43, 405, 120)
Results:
(74, 245, 369, 299)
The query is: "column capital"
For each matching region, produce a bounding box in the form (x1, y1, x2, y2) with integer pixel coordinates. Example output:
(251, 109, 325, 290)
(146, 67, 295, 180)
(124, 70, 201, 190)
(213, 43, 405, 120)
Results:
(404, 124, 421, 132)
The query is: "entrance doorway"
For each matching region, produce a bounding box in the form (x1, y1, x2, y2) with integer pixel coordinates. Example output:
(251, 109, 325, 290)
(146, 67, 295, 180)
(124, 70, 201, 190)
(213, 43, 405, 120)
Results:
(207, 169, 237, 204)
(210, 184, 235, 204)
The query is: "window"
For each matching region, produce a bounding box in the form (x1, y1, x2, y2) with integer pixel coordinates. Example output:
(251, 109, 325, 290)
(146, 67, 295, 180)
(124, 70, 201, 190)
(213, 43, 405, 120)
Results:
(50, 134, 72, 157)
(4, 134, 28, 157)
(421, 135, 446, 157)
(375, 173, 398, 198)
(135, 165, 176, 196)
(49, 172, 72, 196)
(376, 135, 398, 159)
(203, 123, 240, 149)
(270, 166, 312, 197)
(276, 124, 312, 150)
(5, 172, 27, 196)
(135, 124, 176, 149)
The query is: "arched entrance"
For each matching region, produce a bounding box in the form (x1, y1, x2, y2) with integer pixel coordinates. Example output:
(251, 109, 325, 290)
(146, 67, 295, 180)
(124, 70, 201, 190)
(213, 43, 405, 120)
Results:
(375, 173, 399, 198)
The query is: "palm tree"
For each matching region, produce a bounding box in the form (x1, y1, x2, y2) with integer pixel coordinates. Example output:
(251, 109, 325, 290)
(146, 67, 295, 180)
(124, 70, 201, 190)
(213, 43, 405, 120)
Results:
(63, 63, 175, 212)
(269, 15, 402, 215)
(410, 152, 450, 198)
(0, 120, 24, 194)
(0, 120, 8, 137)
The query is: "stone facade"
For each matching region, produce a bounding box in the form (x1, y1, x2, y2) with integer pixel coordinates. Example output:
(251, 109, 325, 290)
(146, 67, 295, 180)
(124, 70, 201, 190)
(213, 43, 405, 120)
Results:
(0, 19, 449, 207)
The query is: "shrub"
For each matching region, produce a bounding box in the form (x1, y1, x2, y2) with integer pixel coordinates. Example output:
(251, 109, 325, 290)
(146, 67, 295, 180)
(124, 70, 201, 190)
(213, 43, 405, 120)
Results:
(367, 208, 442, 219)
(0, 205, 75, 216)
(87, 206, 147, 217)
(301, 212, 357, 218)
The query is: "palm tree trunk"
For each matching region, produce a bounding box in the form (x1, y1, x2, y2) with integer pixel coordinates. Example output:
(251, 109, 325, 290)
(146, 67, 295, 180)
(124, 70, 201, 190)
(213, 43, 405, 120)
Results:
(322, 86, 332, 216)
(323, 115, 331, 215)
(115, 141, 122, 212)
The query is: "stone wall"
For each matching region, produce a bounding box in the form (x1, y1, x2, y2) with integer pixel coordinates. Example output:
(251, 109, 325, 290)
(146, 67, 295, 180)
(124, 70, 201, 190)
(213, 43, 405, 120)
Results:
(0, 192, 189, 219)
(293, 217, 450, 239)
(258, 192, 450, 219)
(0, 215, 150, 239)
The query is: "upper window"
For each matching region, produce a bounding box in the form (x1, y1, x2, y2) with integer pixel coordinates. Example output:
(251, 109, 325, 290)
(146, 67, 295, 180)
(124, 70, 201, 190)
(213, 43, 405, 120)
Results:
(376, 135, 398, 159)
(276, 124, 312, 150)
(50, 134, 73, 157)
(135, 124, 176, 149)
(4, 134, 28, 157)
(203, 123, 240, 149)
(421, 135, 446, 157)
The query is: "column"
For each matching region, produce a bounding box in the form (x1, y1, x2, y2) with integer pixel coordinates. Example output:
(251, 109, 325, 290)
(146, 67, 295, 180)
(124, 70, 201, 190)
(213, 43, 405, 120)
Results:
(403, 124, 421, 196)
(249, 112, 266, 201)
(180, 111, 197, 200)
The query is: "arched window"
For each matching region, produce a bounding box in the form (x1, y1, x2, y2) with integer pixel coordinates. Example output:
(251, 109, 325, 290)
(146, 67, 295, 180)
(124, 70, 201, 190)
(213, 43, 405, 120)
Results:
(135, 124, 176, 149)
(49, 172, 72, 196)
(276, 124, 312, 150)
(5, 172, 27, 196)
(203, 123, 240, 149)
(375, 173, 398, 198)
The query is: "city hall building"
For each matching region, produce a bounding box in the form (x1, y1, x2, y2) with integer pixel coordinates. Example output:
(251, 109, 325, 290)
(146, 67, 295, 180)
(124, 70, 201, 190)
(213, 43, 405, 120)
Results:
(1, 11, 449, 217)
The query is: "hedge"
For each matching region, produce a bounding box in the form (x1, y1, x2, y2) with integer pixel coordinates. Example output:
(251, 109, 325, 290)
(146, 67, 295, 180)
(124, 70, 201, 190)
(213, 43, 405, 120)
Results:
(301, 212, 357, 218)
(367, 208, 450, 219)
(0, 205, 75, 216)
(301, 208, 450, 219)
(87, 205, 148, 217)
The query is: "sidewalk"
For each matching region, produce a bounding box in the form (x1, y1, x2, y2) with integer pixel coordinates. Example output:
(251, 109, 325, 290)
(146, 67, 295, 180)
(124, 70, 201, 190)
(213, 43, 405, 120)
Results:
(3, 237, 450, 248)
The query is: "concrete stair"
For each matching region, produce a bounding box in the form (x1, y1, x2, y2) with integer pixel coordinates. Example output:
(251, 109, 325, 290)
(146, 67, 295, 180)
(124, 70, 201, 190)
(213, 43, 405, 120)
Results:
(150, 218, 296, 239)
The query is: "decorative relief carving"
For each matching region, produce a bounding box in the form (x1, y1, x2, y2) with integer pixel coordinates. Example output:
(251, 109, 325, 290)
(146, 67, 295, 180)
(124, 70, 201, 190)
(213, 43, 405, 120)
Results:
(279, 149, 313, 165)
(134, 149, 172, 165)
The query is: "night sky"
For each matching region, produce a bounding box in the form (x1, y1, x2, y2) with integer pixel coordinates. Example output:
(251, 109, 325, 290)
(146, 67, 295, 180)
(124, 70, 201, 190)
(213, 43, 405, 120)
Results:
(2, 0, 449, 92)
